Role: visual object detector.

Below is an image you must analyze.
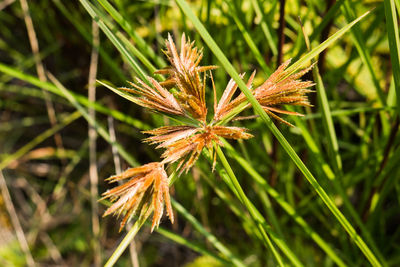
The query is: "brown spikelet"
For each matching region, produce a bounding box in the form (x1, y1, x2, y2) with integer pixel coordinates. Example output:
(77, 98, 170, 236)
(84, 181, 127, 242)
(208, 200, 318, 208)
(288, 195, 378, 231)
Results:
(102, 162, 173, 232)
(253, 59, 315, 126)
(143, 125, 253, 174)
(213, 71, 256, 122)
(121, 76, 185, 116)
(154, 33, 217, 122)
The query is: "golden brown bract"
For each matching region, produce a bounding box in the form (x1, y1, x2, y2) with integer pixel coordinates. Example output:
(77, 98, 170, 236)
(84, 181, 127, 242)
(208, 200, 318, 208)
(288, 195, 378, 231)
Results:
(155, 33, 217, 122)
(120, 76, 185, 116)
(145, 125, 253, 174)
(101, 162, 173, 232)
(253, 60, 315, 126)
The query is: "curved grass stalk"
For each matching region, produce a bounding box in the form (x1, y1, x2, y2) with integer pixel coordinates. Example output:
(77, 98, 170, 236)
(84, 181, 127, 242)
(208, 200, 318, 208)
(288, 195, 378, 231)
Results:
(95, 0, 166, 69)
(171, 199, 246, 267)
(198, 159, 303, 267)
(155, 226, 232, 265)
(289, 114, 387, 265)
(79, 0, 148, 81)
(0, 63, 150, 130)
(384, 0, 400, 116)
(105, 171, 246, 267)
(215, 146, 286, 267)
(41, 73, 244, 267)
(222, 142, 348, 267)
(105, 210, 148, 267)
(174, 0, 381, 265)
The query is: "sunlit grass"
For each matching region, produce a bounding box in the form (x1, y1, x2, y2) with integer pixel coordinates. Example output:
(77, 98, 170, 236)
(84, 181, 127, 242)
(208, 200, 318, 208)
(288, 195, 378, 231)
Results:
(0, 0, 399, 266)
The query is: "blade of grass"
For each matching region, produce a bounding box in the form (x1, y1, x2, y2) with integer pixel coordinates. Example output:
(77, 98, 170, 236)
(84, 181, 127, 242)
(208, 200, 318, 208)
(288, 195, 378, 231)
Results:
(199, 149, 302, 266)
(213, 147, 302, 267)
(79, 0, 148, 81)
(19, 0, 64, 155)
(88, 20, 101, 267)
(95, 0, 166, 68)
(226, 1, 271, 75)
(46, 72, 139, 167)
(154, 226, 231, 266)
(215, 146, 285, 267)
(87, 3, 161, 78)
(342, 2, 385, 105)
(294, 0, 345, 62)
(222, 141, 349, 267)
(289, 114, 387, 264)
(250, 0, 278, 56)
(0, 63, 150, 130)
(384, 0, 400, 116)
(284, 10, 371, 77)
(0, 171, 36, 267)
(52, 0, 126, 82)
(174, 1, 380, 265)
(171, 199, 246, 267)
(300, 23, 342, 173)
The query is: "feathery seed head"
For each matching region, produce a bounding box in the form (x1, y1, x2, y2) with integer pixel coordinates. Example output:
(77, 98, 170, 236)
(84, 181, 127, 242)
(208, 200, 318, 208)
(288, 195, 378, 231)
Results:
(102, 162, 173, 232)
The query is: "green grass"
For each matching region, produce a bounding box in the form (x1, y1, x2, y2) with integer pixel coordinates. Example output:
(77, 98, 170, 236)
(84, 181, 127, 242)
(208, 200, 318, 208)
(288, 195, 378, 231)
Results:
(0, 0, 399, 266)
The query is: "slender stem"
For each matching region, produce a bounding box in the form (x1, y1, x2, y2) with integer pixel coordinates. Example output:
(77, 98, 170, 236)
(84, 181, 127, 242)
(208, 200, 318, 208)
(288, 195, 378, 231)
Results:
(0, 171, 36, 267)
(174, 1, 379, 265)
(88, 20, 101, 267)
(277, 0, 286, 65)
(216, 146, 285, 267)
(104, 214, 147, 267)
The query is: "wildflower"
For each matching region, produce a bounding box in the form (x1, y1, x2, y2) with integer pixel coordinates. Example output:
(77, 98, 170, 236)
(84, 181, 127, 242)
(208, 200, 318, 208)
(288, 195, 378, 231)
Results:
(102, 162, 173, 232)
(253, 59, 315, 126)
(103, 33, 313, 231)
(144, 125, 252, 173)
(155, 33, 217, 122)
(120, 76, 185, 116)
(212, 71, 256, 122)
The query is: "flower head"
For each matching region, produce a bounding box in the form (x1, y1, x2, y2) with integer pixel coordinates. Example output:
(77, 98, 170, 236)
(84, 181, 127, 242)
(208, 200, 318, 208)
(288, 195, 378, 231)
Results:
(212, 71, 256, 122)
(103, 33, 314, 232)
(120, 76, 185, 116)
(155, 33, 217, 122)
(253, 59, 315, 126)
(144, 125, 253, 173)
(102, 162, 173, 232)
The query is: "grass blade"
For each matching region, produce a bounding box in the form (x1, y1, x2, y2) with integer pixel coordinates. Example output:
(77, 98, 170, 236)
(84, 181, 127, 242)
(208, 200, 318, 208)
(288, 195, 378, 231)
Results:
(384, 0, 400, 115)
(174, 1, 381, 265)
(79, 0, 148, 81)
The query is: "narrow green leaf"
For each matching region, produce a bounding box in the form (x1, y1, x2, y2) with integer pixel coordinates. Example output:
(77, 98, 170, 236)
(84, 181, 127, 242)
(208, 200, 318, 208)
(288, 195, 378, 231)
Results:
(0, 63, 150, 130)
(79, 0, 148, 81)
(174, 1, 380, 265)
(384, 0, 400, 116)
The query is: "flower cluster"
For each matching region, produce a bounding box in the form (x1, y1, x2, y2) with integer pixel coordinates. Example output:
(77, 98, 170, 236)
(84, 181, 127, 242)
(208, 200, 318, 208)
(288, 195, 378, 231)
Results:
(102, 33, 314, 231)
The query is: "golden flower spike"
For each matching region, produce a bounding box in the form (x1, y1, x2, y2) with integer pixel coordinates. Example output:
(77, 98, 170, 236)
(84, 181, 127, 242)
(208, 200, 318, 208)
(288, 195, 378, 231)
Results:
(144, 125, 253, 174)
(212, 71, 256, 122)
(253, 59, 315, 126)
(120, 76, 185, 116)
(102, 162, 173, 232)
(155, 33, 217, 122)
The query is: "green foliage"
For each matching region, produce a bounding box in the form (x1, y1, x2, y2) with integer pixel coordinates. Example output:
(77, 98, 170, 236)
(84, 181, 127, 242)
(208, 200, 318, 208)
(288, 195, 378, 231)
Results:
(0, 0, 399, 266)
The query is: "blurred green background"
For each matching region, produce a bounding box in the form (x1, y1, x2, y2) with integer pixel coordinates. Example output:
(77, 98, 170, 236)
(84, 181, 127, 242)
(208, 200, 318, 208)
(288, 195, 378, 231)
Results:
(0, 0, 399, 266)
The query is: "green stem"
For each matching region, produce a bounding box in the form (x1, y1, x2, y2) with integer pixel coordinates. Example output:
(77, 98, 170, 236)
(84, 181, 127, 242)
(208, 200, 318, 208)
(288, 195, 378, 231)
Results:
(104, 213, 147, 267)
(216, 146, 285, 267)
(175, 1, 380, 265)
